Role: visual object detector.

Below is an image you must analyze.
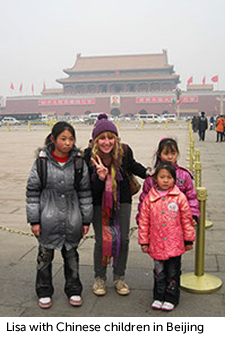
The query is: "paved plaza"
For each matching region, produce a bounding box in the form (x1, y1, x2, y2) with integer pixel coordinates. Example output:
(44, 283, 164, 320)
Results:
(0, 122, 224, 317)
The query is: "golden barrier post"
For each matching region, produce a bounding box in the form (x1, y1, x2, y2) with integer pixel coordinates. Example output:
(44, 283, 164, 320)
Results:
(6, 122, 10, 132)
(186, 122, 192, 152)
(28, 122, 31, 132)
(165, 119, 168, 130)
(194, 160, 201, 188)
(140, 120, 144, 130)
(189, 140, 194, 172)
(186, 137, 194, 171)
(186, 123, 194, 169)
(195, 149, 200, 163)
(117, 120, 120, 131)
(194, 149, 213, 229)
(180, 187, 222, 293)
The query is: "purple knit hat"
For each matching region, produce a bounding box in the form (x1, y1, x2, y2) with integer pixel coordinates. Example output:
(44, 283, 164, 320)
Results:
(92, 113, 118, 140)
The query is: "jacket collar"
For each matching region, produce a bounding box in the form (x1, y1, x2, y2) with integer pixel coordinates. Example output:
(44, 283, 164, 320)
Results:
(40, 143, 79, 165)
(149, 184, 180, 202)
(174, 162, 179, 170)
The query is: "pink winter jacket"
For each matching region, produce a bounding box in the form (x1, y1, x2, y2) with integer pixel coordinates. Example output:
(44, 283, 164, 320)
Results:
(136, 163, 200, 224)
(138, 185, 195, 260)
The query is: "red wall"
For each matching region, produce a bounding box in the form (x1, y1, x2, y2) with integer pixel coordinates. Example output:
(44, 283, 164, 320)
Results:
(0, 92, 223, 117)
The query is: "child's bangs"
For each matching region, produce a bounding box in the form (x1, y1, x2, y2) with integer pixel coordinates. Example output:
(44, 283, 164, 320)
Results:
(163, 141, 178, 153)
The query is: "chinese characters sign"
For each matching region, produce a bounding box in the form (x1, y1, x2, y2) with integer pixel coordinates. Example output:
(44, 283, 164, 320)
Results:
(136, 96, 198, 104)
(38, 98, 95, 106)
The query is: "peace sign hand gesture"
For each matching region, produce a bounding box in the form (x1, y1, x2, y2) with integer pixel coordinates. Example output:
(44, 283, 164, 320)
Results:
(91, 155, 108, 181)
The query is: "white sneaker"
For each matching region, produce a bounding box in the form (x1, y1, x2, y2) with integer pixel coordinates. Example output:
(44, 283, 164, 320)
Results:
(161, 301, 175, 311)
(39, 297, 52, 309)
(69, 295, 82, 307)
(151, 300, 163, 310)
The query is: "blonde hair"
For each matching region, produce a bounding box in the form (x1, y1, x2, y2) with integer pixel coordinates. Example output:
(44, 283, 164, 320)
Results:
(92, 132, 123, 168)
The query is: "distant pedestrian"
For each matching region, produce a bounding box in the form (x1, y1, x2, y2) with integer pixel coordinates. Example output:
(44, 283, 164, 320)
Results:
(191, 116, 198, 132)
(198, 111, 208, 141)
(138, 162, 195, 311)
(216, 115, 225, 142)
(26, 121, 93, 309)
(209, 116, 215, 130)
(223, 115, 225, 141)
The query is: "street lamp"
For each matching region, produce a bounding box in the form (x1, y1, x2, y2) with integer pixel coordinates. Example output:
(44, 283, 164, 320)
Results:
(175, 87, 182, 118)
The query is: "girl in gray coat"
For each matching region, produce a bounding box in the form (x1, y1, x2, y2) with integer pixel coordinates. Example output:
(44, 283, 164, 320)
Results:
(26, 122, 93, 309)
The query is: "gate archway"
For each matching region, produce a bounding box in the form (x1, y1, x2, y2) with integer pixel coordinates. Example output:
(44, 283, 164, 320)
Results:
(110, 108, 120, 117)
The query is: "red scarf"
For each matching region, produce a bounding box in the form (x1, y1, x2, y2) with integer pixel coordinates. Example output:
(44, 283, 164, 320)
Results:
(51, 150, 69, 163)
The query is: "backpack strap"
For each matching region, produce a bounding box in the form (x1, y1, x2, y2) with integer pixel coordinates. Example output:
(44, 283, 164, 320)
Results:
(36, 155, 84, 191)
(36, 157, 47, 190)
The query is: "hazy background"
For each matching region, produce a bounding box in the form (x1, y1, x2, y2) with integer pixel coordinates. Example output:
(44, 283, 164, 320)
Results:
(0, 0, 224, 96)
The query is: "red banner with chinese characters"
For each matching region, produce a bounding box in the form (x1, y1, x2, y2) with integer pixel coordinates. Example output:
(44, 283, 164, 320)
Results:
(38, 98, 95, 106)
(136, 96, 198, 104)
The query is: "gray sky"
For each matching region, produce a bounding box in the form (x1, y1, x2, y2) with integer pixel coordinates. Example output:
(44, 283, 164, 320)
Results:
(0, 0, 224, 97)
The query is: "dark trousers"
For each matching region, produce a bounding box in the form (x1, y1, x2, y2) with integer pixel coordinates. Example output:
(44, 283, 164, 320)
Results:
(198, 130, 206, 141)
(36, 245, 83, 298)
(216, 132, 223, 142)
(153, 256, 181, 306)
(93, 204, 131, 280)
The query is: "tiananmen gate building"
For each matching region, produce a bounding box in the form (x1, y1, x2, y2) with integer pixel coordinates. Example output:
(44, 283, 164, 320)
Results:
(0, 51, 224, 120)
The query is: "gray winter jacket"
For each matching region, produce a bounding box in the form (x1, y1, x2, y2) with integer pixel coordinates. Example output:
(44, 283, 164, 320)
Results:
(26, 144, 93, 250)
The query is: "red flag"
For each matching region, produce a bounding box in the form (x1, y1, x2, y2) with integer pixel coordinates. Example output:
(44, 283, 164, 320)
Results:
(10, 82, 14, 90)
(19, 83, 23, 92)
(42, 82, 46, 93)
(211, 75, 218, 83)
(31, 84, 34, 93)
(187, 76, 193, 85)
(202, 76, 206, 85)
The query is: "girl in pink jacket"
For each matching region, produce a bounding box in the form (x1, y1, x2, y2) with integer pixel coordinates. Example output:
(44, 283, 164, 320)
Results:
(137, 138, 200, 225)
(138, 162, 195, 311)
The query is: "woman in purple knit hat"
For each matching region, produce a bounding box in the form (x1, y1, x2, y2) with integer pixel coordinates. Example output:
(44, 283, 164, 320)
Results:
(84, 113, 149, 296)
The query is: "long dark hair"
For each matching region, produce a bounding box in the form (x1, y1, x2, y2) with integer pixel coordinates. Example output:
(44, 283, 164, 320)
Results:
(154, 138, 179, 167)
(154, 161, 176, 183)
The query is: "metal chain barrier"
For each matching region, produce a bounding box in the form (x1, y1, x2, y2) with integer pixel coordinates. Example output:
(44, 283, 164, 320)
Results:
(0, 226, 34, 237)
(0, 225, 138, 243)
